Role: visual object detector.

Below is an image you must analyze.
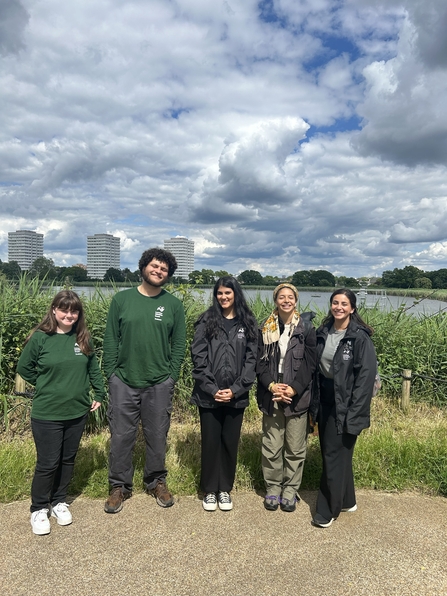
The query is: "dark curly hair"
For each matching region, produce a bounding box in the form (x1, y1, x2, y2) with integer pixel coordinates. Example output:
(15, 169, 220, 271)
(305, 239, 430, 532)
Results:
(138, 248, 178, 277)
(200, 276, 258, 342)
(322, 288, 374, 334)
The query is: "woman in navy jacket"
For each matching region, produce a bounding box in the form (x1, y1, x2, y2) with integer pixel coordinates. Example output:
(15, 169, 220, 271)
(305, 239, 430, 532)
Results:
(191, 277, 257, 512)
(312, 289, 377, 528)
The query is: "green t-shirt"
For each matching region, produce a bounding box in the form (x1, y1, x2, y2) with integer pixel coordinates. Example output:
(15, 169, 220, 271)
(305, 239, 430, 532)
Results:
(102, 287, 186, 388)
(17, 331, 106, 421)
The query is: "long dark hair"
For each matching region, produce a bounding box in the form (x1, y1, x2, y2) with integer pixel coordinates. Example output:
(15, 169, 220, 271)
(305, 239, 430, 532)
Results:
(202, 276, 257, 341)
(25, 290, 93, 354)
(322, 288, 374, 334)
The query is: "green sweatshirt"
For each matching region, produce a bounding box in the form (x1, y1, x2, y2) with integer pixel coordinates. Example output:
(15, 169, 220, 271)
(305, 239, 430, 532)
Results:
(17, 331, 106, 421)
(102, 287, 186, 388)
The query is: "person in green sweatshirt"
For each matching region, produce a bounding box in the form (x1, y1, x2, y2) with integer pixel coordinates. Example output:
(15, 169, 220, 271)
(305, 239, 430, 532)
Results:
(103, 248, 186, 514)
(17, 290, 105, 536)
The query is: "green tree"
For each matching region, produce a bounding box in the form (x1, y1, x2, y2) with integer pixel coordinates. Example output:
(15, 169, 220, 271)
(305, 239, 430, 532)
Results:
(62, 266, 88, 282)
(382, 266, 424, 288)
(263, 275, 280, 286)
(237, 270, 264, 285)
(308, 270, 335, 287)
(429, 269, 447, 289)
(336, 276, 360, 288)
(0, 260, 21, 280)
(104, 267, 125, 282)
(291, 271, 312, 287)
(28, 257, 57, 279)
(215, 270, 230, 279)
(414, 277, 432, 289)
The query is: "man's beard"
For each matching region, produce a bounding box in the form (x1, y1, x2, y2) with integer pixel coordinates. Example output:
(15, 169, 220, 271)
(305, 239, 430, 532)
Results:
(141, 270, 168, 287)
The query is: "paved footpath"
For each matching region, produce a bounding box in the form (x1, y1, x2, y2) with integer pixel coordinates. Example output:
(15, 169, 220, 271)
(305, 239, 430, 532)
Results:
(2, 490, 447, 596)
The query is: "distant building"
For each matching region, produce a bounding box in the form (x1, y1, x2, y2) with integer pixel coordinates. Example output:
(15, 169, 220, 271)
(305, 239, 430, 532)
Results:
(8, 230, 44, 270)
(87, 234, 120, 279)
(164, 236, 194, 280)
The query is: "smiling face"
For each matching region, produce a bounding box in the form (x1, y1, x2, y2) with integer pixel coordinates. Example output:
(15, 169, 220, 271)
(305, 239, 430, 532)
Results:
(331, 293, 354, 329)
(216, 285, 235, 316)
(275, 288, 297, 322)
(141, 259, 170, 287)
(53, 308, 79, 333)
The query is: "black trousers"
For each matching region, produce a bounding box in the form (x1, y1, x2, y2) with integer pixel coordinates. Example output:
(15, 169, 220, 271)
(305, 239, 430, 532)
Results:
(198, 406, 245, 494)
(316, 377, 357, 520)
(30, 414, 88, 513)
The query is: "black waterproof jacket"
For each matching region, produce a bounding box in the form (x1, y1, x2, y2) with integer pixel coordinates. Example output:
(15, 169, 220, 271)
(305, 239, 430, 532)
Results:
(314, 319, 377, 435)
(256, 312, 317, 417)
(190, 314, 257, 409)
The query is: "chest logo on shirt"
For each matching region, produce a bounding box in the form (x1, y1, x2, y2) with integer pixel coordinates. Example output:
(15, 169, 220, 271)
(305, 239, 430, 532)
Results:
(74, 343, 82, 356)
(237, 327, 246, 339)
(342, 340, 353, 361)
(155, 306, 165, 321)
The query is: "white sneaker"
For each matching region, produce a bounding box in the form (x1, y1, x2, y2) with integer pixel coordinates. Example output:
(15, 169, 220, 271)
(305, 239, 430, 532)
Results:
(217, 491, 233, 511)
(51, 502, 73, 526)
(341, 504, 358, 512)
(203, 493, 217, 511)
(31, 509, 51, 535)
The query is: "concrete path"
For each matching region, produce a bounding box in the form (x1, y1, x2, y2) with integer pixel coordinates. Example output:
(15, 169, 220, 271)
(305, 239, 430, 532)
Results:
(2, 490, 447, 596)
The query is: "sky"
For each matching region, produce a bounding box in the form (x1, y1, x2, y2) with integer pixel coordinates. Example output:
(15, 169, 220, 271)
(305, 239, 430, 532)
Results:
(1, 0, 447, 278)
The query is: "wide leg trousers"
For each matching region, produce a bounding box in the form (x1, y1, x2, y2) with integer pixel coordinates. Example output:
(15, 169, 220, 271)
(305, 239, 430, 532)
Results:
(316, 379, 357, 520)
(198, 406, 245, 494)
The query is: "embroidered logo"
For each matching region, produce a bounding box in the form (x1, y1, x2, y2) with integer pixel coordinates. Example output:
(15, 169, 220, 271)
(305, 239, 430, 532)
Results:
(74, 343, 82, 356)
(155, 306, 165, 321)
(342, 340, 353, 361)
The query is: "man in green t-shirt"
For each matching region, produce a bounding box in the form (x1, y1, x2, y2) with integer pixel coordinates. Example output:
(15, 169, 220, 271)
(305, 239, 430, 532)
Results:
(103, 248, 186, 513)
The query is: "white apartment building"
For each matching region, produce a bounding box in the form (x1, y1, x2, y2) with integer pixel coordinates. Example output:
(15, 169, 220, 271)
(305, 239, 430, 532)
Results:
(87, 234, 120, 279)
(8, 230, 44, 270)
(164, 236, 194, 280)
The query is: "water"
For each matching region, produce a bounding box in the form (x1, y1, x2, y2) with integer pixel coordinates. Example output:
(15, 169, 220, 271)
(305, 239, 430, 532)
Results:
(71, 286, 447, 317)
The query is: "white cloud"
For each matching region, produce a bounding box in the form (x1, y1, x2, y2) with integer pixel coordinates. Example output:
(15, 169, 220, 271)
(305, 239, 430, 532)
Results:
(1, 0, 447, 277)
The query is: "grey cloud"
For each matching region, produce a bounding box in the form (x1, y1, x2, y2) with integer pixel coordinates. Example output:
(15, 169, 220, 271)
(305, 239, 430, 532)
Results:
(0, 0, 29, 55)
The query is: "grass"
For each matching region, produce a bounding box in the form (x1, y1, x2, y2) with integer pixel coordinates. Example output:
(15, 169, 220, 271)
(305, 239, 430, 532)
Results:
(2, 396, 447, 503)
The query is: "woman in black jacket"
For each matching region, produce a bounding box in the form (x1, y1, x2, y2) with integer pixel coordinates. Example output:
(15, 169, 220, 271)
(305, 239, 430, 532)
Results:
(191, 277, 257, 512)
(312, 288, 377, 528)
(257, 283, 317, 513)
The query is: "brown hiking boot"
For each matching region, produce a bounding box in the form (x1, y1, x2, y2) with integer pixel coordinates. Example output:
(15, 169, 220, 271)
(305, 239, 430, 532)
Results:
(148, 480, 174, 508)
(104, 487, 131, 514)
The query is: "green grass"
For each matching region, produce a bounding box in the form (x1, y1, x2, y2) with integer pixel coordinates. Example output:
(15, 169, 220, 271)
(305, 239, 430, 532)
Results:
(2, 397, 447, 503)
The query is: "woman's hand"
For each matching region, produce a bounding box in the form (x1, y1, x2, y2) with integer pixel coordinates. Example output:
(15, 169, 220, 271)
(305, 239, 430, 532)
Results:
(214, 389, 234, 402)
(272, 384, 296, 404)
(90, 400, 102, 412)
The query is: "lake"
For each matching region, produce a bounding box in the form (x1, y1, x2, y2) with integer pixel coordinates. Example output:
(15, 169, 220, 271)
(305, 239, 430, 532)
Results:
(70, 286, 447, 317)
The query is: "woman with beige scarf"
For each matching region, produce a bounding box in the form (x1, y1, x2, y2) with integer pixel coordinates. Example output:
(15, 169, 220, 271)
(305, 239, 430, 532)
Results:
(256, 283, 317, 512)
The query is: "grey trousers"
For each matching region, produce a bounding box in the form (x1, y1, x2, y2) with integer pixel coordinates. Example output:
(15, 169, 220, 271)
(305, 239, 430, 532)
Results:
(262, 403, 308, 500)
(107, 374, 174, 492)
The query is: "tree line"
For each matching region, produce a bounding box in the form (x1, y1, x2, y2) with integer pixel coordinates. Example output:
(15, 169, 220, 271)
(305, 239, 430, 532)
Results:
(3, 258, 447, 289)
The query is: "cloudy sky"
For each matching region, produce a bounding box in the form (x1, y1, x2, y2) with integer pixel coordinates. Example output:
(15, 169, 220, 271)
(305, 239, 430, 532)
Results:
(1, 0, 447, 277)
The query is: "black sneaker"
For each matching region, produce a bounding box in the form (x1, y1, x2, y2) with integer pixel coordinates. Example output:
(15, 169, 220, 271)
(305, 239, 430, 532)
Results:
(217, 491, 233, 511)
(312, 513, 334, 528)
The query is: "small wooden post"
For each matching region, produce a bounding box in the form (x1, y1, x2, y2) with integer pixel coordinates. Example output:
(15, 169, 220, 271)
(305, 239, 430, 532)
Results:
(14, 373, 26, 394)
(401, 369, 411, 412)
